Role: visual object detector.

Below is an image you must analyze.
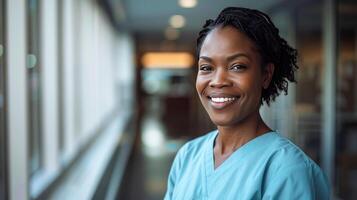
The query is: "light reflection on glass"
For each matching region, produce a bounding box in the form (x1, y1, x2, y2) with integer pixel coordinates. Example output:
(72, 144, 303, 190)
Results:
(141, 119, 167, 157)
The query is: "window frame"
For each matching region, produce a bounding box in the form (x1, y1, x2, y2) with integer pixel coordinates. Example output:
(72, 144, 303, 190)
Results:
(0, 0, 8, 199)
(27, 0, 43, 176)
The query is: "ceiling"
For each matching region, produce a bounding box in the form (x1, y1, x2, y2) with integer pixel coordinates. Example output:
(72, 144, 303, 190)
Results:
(98, 0, 357, 52)
(120, 0, 284, 33)
(109, 0, 287, 52)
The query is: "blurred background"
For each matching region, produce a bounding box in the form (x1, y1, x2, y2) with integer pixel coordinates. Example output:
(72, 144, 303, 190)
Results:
(1, 0, 357, 199)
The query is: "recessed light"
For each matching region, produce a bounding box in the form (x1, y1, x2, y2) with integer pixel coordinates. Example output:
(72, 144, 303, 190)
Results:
(179, 0, 197, 8)
(169, 15, 186, 28)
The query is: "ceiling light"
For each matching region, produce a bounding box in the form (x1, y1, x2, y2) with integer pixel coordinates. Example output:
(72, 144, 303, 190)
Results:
(169, 15, 186, 28)
(179, 0, 197, 8)
(142, 52, 194, 69)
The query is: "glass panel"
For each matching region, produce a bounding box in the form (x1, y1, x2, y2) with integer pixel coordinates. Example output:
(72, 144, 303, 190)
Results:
(27, 0, 42, 175)
(295, 3, 323, 165)
(336, 1, 357, 199)
(0, 0, 7, 198)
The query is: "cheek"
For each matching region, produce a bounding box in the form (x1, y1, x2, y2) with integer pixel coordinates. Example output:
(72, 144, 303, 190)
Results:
(195, 79, 200, 94)
(239, 75, 263, 97)
(195, 75, 205, 94)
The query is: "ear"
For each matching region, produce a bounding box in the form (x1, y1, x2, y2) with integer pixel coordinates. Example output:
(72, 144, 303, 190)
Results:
(262, 63, 274, 89)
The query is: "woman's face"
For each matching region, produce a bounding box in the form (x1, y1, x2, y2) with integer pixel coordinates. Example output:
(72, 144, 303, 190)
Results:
(196, 26, 273, 127)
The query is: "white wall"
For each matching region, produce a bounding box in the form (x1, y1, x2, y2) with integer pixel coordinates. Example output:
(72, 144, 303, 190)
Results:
(6, 0, 28, 199)
(4, 0, 135, 198)
(29, 0, 136, 198)
(40, 0, 60, 173)
(60, 0, 135, 164)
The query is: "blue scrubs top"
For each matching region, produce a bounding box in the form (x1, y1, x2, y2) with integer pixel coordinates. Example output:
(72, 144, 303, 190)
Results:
(164, 131, 330, 200)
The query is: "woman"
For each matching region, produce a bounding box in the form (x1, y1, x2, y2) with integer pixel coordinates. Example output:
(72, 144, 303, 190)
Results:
(164, 7, 330, 200)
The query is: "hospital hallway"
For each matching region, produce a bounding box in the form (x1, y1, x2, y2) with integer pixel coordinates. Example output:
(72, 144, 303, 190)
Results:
(2, 0, 357, 200)
(117, 96, 189, 199)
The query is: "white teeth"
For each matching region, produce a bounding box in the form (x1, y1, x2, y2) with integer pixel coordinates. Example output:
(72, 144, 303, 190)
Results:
(211, 97, 236, 103)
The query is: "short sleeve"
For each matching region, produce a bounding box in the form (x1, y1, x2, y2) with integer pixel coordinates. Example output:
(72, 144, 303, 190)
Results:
(262, 163, 330, 200)
(164, 144, 187, 200)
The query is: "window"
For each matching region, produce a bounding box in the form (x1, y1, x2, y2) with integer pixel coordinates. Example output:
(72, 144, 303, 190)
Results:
(336, 1, 357, 199)
(294, 2, 324, 165)
(27, 0, 42, 175)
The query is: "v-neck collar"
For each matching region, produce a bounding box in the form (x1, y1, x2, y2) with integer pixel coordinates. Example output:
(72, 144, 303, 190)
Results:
(205, 130, 277, 176)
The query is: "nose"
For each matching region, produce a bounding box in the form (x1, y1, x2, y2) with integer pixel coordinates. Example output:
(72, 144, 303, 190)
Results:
(209, 68, 231, 88)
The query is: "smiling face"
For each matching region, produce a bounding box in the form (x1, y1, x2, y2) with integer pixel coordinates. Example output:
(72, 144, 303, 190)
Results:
(196, 26, 273, 127)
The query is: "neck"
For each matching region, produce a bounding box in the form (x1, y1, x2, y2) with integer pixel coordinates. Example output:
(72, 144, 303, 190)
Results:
(215, 112, 271, 155)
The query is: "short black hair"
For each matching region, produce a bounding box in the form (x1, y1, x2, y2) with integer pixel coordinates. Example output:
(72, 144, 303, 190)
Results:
(197, 7, 298, 105)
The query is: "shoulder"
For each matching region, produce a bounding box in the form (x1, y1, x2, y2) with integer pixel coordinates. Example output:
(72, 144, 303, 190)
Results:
(267, 132, 320, 171)
(167, 130, 217, 181)
(183, 130, 217, 151)
(175, 129, 217, 160)
(262, 132, 330, 199)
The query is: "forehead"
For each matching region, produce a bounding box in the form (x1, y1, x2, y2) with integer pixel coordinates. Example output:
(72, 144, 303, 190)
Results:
(199, 26, 259, 58)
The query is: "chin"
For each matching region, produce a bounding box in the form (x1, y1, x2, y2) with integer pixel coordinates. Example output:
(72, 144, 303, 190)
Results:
(212, 121, 231, 127)
(209, 115, 241, 127)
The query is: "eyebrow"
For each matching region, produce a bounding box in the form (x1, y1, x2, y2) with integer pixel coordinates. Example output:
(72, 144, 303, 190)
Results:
(198, 56, 212, 62)
(227, 53, 251, 62)
(199, 53, 251, 62)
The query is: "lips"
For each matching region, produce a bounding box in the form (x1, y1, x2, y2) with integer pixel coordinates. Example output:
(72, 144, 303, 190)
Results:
(210, 97, 236, 103)
(207, 94, 240, 109)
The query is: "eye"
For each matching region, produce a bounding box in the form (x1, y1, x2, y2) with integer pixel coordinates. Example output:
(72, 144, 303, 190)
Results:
(199, 64, 213, 72)
(230, 64, 246, 72)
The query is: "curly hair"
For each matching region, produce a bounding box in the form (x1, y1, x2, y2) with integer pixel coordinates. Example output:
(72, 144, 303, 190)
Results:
(197, 7, 298, 105)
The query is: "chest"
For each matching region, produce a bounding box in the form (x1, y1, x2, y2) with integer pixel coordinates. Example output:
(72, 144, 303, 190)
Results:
(172, 156, 268, 200)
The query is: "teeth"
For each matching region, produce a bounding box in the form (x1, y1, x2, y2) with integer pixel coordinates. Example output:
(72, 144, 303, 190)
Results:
(211, 97, 236, 103)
